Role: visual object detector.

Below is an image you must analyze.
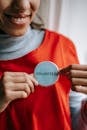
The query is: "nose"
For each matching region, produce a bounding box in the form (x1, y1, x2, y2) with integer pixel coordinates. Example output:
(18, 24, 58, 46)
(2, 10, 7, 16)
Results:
(13, 0, 30, 11)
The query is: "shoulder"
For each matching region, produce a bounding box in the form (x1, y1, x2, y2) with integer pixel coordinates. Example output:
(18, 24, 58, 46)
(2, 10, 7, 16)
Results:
(45, 29, 72, 42)
(44, 29, 79, 63)
(44, 29, 76, 49)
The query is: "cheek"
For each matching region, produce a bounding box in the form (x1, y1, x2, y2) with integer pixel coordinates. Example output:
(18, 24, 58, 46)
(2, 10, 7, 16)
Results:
(0, 1, 10, 15)
(0, 1, 11, 20)
(0, 1, 11, 8)
(31, 0, 40, 11)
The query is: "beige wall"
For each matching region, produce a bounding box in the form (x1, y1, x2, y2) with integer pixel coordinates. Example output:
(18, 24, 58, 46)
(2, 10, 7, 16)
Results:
(38, 0, 62, 29)
(38, 0, 49, 27)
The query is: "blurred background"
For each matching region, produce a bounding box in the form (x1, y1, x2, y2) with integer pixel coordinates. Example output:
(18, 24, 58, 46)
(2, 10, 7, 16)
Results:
(38, 0, 87, 64)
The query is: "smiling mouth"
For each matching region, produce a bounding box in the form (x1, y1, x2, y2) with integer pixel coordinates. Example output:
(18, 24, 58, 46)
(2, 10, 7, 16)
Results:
(4, 13, 31, 25)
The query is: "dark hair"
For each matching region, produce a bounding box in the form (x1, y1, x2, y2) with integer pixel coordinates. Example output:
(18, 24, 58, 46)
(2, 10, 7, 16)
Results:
(30, 13, 45, 29)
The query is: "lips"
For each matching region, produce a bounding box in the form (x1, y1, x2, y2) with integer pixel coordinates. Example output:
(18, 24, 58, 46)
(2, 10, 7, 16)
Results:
(4, 13, 31, 25)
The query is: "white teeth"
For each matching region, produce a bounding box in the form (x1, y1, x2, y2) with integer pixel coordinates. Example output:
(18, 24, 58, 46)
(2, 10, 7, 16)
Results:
(12, 17, 25, 22)
(11, 17, 28, 24)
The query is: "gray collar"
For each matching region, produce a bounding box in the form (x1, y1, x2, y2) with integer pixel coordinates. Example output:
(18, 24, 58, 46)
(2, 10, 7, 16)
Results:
(0, 26, 45, 60)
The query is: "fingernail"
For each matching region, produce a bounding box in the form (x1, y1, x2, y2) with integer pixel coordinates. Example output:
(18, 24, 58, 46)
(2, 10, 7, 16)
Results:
(35, 81, 38, 86)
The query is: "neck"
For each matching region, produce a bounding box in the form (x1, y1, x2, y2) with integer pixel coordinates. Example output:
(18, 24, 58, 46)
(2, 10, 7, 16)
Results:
(0, 27, 45, 60)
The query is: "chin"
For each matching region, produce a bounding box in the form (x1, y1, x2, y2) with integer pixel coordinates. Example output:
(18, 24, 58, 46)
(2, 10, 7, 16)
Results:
(0, 24, 29, 36)
(6, 28, 28, 37)
(11, 31, 27, 37)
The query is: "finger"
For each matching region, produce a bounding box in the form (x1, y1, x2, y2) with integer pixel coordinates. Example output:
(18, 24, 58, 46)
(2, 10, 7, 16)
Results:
(11, 73, 38, 86)
(71, 64, 87, 70)
(59, 64, 87, 74)
(69, 70, 87, 78)
(26, 74, 38, 86)
(7, 90, 28, 101)
(3, 72, 38, 84)
(71, 78, 87, 86)
(25, 80, 35, 93)
(4, 72, 26, 77)
(3, 72, 27, 82)
(11, 83, 31, 95)
(14, 74, 37, 93)
(3, 76, 27, 83)
(3, 82, 31, 96)
(72, 85, 87, 94)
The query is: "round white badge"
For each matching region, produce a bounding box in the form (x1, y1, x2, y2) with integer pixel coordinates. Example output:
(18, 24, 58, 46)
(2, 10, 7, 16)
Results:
(34, 61, 59, 86)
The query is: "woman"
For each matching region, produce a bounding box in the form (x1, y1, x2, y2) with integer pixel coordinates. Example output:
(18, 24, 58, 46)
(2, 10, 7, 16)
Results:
(0, 0, 87, 130)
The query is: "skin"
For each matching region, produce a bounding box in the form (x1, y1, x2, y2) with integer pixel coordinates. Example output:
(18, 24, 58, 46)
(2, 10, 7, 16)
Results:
(59, 64, 87, 94)
(0, 0, 40, 36)
(0, 72, 38, 113)
(0, 0, 40, 113)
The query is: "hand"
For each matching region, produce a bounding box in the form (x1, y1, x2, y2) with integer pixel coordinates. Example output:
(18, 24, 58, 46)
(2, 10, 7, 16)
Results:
(0, 72, 38, 113)
(59, 64, 87, 94)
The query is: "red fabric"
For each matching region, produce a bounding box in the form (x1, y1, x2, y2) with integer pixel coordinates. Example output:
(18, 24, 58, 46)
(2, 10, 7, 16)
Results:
(0, 30, 79, 130)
